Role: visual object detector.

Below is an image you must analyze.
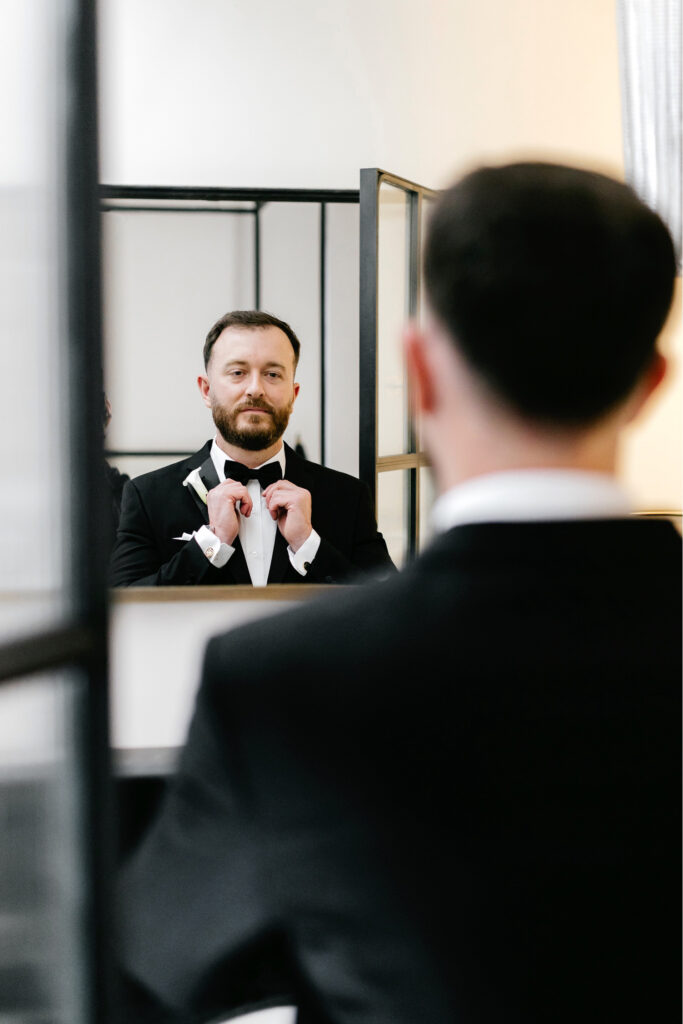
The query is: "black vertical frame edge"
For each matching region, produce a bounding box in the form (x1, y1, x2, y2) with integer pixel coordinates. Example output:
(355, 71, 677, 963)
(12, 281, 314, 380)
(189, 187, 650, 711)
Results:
(407, 191, 420, 558)
(253, 203, 261, 309)
(66, 0, 116, 1021)
(320, 202, 327, 465)
(359, 169, 380, 505)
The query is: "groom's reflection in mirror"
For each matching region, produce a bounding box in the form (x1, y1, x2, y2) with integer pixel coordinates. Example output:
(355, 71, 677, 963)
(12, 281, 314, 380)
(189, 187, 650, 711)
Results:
(110, 310, 395, 587)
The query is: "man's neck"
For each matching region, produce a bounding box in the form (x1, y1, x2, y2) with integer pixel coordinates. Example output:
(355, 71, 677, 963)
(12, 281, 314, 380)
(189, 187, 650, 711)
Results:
(438, 448, 619, 495)
(428, 414, 620, 496)
(213, 435, 284, 469)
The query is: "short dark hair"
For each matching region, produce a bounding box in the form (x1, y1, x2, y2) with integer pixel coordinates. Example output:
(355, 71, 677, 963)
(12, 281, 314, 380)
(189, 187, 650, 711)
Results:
(203, 310, 301, 370)
(423, 161, 677, 426)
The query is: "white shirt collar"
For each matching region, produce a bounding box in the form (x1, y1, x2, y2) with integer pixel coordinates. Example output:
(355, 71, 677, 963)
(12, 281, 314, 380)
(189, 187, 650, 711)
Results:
(210, 438, 286, 483)
(430, 469, 632, 534)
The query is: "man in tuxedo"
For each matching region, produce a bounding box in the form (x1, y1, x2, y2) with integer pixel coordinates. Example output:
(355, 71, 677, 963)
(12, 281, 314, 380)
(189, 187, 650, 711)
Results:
(110, 310, 394, 586)
(118, 163, 681, 1023)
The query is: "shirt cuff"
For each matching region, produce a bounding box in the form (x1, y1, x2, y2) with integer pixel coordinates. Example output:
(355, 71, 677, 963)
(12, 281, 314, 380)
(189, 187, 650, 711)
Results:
(194, 525, 233, 568)
(288, 529, 321, 576)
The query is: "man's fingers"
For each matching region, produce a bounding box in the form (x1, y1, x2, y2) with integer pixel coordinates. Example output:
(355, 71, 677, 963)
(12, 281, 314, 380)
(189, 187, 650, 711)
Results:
(263, 480, 305, 504)
(262, 483, 278, 501)
(209, 481, 253, 517)
(264, 488, 284, 520)
(264, 486, 292, 514)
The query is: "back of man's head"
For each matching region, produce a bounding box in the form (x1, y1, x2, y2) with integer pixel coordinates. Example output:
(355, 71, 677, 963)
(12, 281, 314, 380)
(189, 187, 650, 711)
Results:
(423, 161, 676, 426)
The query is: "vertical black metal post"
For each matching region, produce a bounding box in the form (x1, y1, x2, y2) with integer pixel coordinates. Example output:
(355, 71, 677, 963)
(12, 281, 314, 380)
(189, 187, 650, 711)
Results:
(66, 0, 115, 1021)
(320, 202, 327, 465)
(359, 169, 380, 505)
(406, 191, 420, 559)
(253, 203, 261, 309)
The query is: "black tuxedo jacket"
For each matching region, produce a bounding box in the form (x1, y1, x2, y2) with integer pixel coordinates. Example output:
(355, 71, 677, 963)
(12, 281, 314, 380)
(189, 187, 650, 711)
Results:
(118, 518, 681, 1023)
(110, 442, 395, 587)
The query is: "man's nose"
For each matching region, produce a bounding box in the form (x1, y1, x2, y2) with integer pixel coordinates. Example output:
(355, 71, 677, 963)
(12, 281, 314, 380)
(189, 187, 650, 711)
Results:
(244, 371, 264, 396)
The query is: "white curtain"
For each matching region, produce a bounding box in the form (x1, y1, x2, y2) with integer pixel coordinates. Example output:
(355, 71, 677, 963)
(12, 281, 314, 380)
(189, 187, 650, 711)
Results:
(616, 0, 682, 268)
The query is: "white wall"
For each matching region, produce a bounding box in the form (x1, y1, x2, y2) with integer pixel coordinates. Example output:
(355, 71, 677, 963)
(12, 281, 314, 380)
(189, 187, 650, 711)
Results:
(103, 207, 255, 462)
(98, 0, 624, 192)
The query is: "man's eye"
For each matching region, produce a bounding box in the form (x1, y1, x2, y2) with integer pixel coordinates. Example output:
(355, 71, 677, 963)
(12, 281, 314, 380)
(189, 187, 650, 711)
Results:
(266, 372, 281, 380)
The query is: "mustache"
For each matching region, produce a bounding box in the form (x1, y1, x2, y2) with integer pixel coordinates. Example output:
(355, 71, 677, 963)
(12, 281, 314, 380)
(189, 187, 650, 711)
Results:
(235, 400, 274, 413)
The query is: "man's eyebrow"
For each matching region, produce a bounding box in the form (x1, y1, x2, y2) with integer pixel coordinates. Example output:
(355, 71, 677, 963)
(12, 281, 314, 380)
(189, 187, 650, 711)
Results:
(222, 359, 288, 370)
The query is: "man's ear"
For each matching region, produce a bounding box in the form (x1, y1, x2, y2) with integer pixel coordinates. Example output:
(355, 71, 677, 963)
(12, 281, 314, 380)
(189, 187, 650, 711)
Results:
(197, 374, 211, 409)
(403, 321, 436, 417)
(624, 351, 667, 424)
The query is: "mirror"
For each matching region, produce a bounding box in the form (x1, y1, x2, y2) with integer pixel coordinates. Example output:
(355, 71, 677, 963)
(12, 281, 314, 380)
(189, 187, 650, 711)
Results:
(100, 189, 405, 586)
(102, 192, 360, 480)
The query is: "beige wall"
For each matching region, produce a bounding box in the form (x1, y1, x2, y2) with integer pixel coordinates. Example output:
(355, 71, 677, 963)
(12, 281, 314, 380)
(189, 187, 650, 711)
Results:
(417, 0, 626, 188)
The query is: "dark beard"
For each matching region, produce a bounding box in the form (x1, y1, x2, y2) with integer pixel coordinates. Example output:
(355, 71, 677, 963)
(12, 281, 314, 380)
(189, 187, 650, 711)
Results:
(212, 398, 293, 452)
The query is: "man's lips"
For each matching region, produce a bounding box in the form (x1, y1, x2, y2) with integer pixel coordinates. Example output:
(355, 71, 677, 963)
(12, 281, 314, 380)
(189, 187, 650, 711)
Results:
(238, 406, 272, 414)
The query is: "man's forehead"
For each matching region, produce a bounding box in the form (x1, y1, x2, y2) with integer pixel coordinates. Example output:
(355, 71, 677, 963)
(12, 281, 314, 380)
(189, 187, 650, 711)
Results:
(214, 324, 294, 363)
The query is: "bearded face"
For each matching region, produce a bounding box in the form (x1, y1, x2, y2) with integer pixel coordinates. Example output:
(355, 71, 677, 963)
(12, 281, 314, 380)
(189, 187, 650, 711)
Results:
(211, 394, 295, 451)
(199, 324, 300, 455)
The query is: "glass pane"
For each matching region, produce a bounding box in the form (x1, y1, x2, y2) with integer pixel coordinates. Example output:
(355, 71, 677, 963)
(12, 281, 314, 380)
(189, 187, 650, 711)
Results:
(377, 469, 409, 569)
(0, 1, 72, 642)
(377, 183, 410, 457)
(0, 670, 86, 1023)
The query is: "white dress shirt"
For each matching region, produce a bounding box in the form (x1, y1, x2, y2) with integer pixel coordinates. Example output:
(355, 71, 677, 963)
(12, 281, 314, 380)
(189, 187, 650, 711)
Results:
(430, 469, 632, 534)
(193, 440, 321, 584)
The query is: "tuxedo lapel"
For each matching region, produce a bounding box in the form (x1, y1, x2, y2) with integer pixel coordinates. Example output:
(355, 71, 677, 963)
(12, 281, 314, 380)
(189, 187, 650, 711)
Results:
(282, 443, 313, 491)
(267, 531, 292, 584)
(198, 454, 219, 491)
(185, 485, 209, 523)
(226, 536, 252, 585)
(181, 452, 217, 525)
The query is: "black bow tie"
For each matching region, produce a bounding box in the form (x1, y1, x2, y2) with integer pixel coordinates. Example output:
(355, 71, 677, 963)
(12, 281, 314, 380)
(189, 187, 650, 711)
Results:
(224, 459, 282, 489)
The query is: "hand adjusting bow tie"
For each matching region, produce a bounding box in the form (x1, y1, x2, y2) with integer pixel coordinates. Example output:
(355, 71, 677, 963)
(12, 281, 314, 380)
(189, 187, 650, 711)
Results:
(224, 459, 282, 489)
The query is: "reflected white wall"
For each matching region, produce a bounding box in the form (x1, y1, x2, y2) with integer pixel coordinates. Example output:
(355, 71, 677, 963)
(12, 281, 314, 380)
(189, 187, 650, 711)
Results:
(103, 207, 255, 456)
(104, 200, 361, 479)
(97, 0, 624, 191)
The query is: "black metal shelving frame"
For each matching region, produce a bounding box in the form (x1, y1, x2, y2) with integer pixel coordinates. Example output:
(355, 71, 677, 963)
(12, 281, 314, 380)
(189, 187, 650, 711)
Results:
(100, 184, 360, 468)
(359, 168, 438, 560)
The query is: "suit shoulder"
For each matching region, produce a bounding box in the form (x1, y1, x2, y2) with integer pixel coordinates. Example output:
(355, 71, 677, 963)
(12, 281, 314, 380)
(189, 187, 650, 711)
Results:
(294, 456, 369, 495)
(207, 568, 415, 676)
